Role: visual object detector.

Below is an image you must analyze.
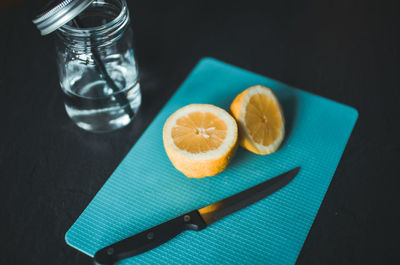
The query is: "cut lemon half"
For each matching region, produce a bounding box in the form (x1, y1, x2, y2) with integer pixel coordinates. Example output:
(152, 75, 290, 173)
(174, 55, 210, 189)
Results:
(163, 104, 238, 178)
(230, 85, 285, 155)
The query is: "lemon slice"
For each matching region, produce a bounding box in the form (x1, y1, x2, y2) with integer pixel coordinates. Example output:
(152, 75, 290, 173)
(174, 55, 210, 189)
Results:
(230, 85, 285, 155)
(163, 104, 238, 178)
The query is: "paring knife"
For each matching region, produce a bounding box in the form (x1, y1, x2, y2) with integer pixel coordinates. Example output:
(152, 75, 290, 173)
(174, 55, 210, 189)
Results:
(94, 167, 300, 265)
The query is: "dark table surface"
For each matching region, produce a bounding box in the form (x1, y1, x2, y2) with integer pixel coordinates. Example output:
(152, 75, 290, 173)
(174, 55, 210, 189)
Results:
(1, 0, 399, 264)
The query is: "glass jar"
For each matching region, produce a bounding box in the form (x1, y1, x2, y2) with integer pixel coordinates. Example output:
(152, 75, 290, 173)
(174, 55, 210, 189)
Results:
(53, 0, 141, 132)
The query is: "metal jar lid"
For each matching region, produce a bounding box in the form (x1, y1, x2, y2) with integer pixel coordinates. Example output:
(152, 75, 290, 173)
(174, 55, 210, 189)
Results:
(32, 0, 95, 35)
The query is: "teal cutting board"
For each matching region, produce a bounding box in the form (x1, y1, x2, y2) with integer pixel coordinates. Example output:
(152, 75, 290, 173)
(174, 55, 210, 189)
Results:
(65, 57, 358, 265)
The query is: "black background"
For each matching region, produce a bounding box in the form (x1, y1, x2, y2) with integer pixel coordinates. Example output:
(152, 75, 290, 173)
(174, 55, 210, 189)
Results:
(1, 0, 400, 264)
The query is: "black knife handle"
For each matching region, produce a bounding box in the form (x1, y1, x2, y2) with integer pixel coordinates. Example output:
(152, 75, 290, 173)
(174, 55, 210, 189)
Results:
(93, 210, 207, 265)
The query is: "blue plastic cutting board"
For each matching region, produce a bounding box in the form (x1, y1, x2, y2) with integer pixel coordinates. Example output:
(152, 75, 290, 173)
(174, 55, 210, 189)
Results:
(65, 58, 358, 265)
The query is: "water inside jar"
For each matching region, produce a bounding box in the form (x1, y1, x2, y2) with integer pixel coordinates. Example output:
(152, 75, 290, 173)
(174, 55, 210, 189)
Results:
(59, 0, 141, 132)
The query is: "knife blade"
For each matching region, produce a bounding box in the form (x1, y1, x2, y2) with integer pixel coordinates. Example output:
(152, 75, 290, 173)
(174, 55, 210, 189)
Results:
(94, 167, 300, 265)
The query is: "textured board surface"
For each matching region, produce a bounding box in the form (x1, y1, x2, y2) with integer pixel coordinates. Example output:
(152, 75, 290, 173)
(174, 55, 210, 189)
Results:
(65, 58, 358, 265)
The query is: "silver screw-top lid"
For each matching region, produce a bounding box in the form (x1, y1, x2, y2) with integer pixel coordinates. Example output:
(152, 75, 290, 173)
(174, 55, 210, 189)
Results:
(32, 0, 95, 35)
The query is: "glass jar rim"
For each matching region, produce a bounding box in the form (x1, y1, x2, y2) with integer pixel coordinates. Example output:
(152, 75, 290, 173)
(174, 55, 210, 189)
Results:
(57, 0, 129, 37)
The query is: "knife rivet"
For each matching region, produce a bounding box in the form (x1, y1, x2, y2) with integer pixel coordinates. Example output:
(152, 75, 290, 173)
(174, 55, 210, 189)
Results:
(184, 215, 191, 222)
(107, 247, 114, 255)
(147, 232, 154, 240)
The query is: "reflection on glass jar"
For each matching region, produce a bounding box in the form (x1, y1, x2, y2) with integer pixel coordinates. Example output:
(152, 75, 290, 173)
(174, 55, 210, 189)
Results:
(55, 0, 141, 132)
